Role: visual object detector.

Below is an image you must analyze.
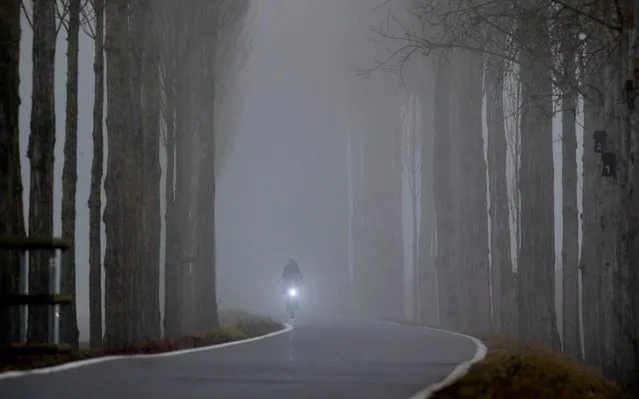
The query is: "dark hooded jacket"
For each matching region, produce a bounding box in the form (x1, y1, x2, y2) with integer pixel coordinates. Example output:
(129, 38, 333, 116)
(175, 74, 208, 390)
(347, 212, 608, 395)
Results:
(282, 258, 302, 282)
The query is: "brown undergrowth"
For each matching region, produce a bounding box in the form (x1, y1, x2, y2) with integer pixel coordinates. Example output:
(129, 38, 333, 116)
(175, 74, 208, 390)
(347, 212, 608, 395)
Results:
(431, 336, 630, 399)
(1, 310, 282, 372)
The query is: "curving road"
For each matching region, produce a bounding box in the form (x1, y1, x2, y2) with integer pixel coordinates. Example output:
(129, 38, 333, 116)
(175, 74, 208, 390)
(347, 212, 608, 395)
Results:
(0, 315, 480, 399)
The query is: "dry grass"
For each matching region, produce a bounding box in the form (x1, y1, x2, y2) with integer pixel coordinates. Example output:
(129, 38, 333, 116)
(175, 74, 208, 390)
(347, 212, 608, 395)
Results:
(0, 310, 282, 372)
(431, 336, 631, 399)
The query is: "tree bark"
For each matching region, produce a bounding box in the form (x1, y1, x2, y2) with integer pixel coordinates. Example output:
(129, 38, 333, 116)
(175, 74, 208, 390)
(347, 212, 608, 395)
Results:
(140, 1, 162, 340)
(580, 66, 603, 368)
(195, 6, 220, 331)
(458, 50, 491, 333)
(28, 0, 57, 343)
(606, 38, 634, 388)
(417, 90, 437, 325)
(485, 62, 513, 334)
(381, 86, 404, 321)
(173, 72, 192, 335)
(195, 106, 219, 332)
(349, 124, 364, 316)
(60, 0, 81, 350)
(433, 59, 456, 329)
(88, 0, 105, 349)
(485, 49, 515, 336)
(517, 10, 560, 349)
(0, 0, 26, 346)
(104, 0, 141, 350)
(126, 0, 161, 341)
(162, 75, 179, 338)
(559, 29, 581, 360)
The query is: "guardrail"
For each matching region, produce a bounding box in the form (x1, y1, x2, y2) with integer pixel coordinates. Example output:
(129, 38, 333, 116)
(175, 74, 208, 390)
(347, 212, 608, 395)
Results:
(0, 236, 73, 355)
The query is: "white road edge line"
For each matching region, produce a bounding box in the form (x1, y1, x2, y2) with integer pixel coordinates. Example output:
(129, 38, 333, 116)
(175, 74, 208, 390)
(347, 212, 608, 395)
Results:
(0, 322, 294, 381)
(370, 319, 487, 399)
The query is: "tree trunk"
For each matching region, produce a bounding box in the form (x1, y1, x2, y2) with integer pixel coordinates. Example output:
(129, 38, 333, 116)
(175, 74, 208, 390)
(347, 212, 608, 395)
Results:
(60, 0, 81, 350)
(195, 12, 220, 331)
(580, 65, 603, 368)
(196, 107, 219, 332)
(485, 49, 515, 336)
(517, 12, 560, 349)
(127, 0, 161, 341)
(349, 125, 364, 316)
(385, 88, 405, 321)
(174, 75, 192, 336)
(140, 1, 162, 340)
(407, 93, 420, 321)
(88, 0, 105, 349)
(607, 39, 634, 387)
(128, 0, 144, 340)
(417, 90, 437, 325)
(433, 59, 456, 329)
(458, 50, 491, 333)
(104, 0, 141, 350)
(0, 0, 26, 346)
(622, 50, 639, 394)
(559, 30, 581, 360)
(418, 89, 438, 325)
(28, 0, 57, 343)
(163, 76, 179, 338)
(411, 187, 419, 321)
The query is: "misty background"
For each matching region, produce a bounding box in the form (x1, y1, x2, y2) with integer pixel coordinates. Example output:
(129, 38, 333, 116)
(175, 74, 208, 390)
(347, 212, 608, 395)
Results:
(17, 0, 582, 342)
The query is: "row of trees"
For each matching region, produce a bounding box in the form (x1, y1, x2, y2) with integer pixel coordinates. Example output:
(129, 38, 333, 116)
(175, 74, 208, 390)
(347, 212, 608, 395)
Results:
(0, 0, 252, 351)
(347, 0, 637, 393)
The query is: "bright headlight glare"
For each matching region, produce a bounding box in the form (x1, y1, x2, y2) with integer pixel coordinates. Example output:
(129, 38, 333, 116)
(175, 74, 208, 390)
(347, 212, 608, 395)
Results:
(288, 288, 298, 297)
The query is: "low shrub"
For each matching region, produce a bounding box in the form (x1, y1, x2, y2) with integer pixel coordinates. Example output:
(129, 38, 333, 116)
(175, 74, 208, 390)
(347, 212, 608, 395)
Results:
(1, 310, 282, 373)
(431, 336, 630, 399)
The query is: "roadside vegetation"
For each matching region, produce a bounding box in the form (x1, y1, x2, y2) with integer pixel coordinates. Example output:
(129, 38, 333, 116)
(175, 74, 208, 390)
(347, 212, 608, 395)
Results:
(431, 337, 631, 399)
(0, 311, 281, 373)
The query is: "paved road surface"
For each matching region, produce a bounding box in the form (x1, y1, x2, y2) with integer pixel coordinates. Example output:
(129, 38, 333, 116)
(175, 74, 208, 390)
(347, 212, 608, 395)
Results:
(0, 315, 479, 399)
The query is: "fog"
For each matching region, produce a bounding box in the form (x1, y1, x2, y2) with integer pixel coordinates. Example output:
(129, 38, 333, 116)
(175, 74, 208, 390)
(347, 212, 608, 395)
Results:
(216, 1, 352, 317)
(17, 1, 389, 340)
(16, 0, 577, 340)
(8, 0, 639, 394)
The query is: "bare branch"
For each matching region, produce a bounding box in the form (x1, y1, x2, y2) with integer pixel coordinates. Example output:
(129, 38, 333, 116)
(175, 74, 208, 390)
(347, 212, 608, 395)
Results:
(21, 0, 34, 29)
(549, 0, 622, 32)
(56, 0, 70, 34)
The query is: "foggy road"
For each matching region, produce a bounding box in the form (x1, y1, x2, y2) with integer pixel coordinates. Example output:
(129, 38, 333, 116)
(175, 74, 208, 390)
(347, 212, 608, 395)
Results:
(0, 316, 481, 399)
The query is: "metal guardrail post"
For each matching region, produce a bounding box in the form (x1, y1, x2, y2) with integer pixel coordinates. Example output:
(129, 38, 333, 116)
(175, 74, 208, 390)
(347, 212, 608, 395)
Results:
(0, 236, 73, 355)
(48, 252, 61, 345)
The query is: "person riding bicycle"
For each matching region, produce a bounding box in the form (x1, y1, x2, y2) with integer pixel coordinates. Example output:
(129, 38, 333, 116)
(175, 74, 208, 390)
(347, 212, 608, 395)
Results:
(282, 257, 303, 292)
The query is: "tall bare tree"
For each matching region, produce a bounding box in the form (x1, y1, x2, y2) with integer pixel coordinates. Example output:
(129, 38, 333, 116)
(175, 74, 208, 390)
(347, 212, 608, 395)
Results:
(159, 0, 200, 337)
(401, 90, 421, 320)
(103, 0, 144, 349)
(140, 0, 162, 339)
(557, 8, 581, 360)
(432, 58, 456, 329)
(0, 0, 26, 346)
(60, 0, 82, 350)
(28, 0, 58, 343)
(485, 31, 516, 335)
(85, 0, 105, 349)
(516, 2, 560, 349)
(194, 0, 220, 333)
(455, 48, 491, 333)
(128, 0, 161, 340)
(416, 79, 438, 326)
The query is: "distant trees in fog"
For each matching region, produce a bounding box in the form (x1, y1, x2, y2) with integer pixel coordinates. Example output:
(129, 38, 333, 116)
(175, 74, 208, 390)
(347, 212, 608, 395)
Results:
(0, 0, 252, 351)
(366, 0, 638, 393)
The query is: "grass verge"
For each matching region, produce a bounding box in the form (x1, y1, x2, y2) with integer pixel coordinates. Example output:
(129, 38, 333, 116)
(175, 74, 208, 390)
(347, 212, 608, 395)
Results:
(1, 310, 283, 373)
(431, 336, 630, 399)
